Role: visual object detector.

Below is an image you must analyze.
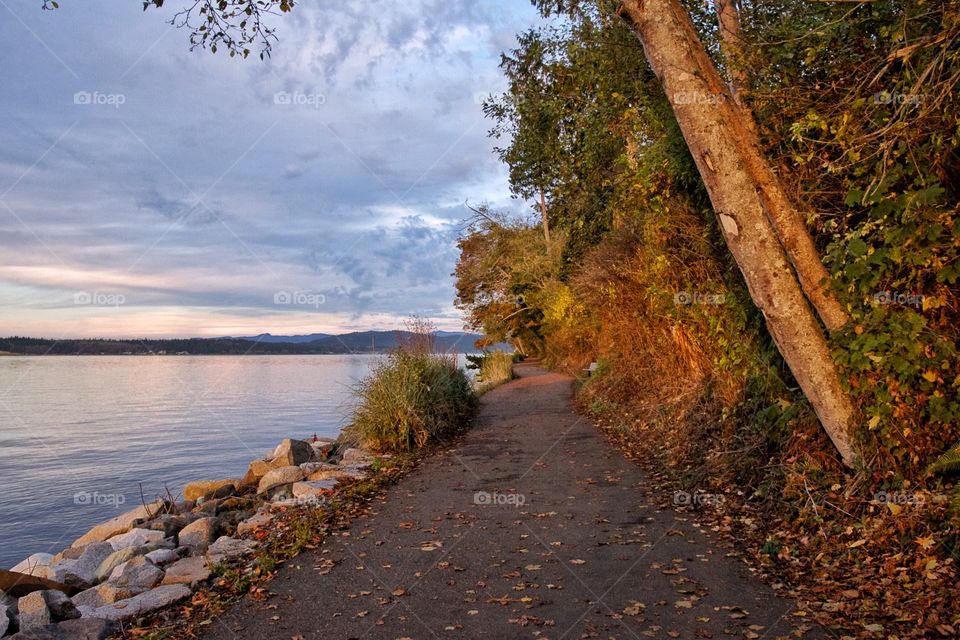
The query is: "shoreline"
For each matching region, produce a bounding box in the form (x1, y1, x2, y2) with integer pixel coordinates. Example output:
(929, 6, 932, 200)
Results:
(1, 436, 380, 637)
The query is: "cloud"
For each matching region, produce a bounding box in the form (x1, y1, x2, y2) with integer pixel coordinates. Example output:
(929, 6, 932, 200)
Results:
(0, 0, 544, 338)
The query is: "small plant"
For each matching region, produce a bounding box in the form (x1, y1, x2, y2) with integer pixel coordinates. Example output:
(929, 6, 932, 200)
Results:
(761, 537, 782, 556)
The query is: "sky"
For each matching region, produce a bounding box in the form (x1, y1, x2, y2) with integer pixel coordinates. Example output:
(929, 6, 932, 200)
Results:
(0, 0, 543, 338)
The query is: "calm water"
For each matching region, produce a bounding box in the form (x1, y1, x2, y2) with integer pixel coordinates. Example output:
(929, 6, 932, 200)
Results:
(0, 354, 388, 568)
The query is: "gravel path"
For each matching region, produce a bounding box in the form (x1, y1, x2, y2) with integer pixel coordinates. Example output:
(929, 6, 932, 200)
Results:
(203, 362, 827, 640)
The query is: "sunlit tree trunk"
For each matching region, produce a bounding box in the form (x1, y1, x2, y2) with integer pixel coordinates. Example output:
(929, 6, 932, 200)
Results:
(617, 0, 859, 466)
(538, 187, 552, 246)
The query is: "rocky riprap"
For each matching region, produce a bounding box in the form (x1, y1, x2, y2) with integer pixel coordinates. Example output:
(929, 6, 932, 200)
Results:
(1, 438, 376, 639)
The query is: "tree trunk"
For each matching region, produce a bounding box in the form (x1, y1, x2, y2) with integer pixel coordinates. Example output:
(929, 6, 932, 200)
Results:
(617, 0, 859, 466)
(538, 186, 552, 246)
(709, 1, 849, 332)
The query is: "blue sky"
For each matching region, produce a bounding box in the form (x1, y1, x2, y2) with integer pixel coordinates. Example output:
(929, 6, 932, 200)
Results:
(0, 1, 542, 338)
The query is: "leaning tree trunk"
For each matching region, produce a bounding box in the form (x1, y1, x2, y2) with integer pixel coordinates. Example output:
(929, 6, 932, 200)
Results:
(617, 0, 859, 466)
(709, 0, 850, 333)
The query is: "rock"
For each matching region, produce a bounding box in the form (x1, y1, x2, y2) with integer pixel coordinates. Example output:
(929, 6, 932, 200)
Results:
(292, 480, 338, 503)
(256, 466, 304, 494)
(239, 459, 273, 488)
(105, 528, 166, 551)
(0, 610, 8, 636)
(182, 479, 237, 502)
(177, 517, 218, 552)
(70, 501, 166, 548)
(236, 511, 274, 536)
(339, 447, 375, 466)
(217, 496, 256, 512)
(73, 582, 134, 609)
(94, 546, 151, 583)
(11, 554, 55, 580)
(111, 556, 162, 591)
(6, 617, 117, 639)
(51, 543, 114, 589)
(160, 557, 210, 586)
(135, 514, 198, 537)
(206, 536, 257, 562)
(306, 466, 367, 482)
(0, 570, 73, 598)
(17, 590, 79, 632)
(272, 438, 314, 466)
(143, 548, 180, 566)
(85, 584, 191, 622)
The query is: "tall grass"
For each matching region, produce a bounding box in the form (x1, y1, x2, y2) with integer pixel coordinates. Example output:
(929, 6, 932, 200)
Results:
(475, 351, 514, 391)
(342, 350, 477, 453)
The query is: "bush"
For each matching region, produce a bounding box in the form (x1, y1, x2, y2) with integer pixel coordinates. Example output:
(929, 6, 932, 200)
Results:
(342, 350, 477, 453)
(476, 351, 515, 390)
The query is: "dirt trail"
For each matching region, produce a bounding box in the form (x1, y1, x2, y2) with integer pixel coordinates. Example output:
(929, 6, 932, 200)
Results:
(204, 363, 827, 640)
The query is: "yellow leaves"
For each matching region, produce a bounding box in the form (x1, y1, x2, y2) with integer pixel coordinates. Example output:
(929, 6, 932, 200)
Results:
(848, 539, 868, 549)
(915, 535, 935, 552)
(922, 369, 940, 383)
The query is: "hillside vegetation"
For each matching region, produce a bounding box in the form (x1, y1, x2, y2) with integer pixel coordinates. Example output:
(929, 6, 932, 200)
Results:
(455, 1, 959, 635)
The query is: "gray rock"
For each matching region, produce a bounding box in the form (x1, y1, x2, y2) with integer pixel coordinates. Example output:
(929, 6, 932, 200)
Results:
(206, 536, 257, 561)
(236, 511, 274, 535)
(339, 447, 374, 467)
(17, 590, 79, 632)
(111, 556, 162, 591)
(178, 517, 217, 551)
(85, 584, 192, 622)
(105, 528, 165, 551)
(160, 556, 210, 586)
(272, 438, 314, 466)
(70, 501, 166, 548)
(72, 582, 141, 609)
(135, 513, 198, 537)
(94, 546, 143, 583)
(51, 543, 114, 588)
(143, 548, 180, 566)
(256, 465, 304, 494)
(1, 604, 10, 636)
(7, 617, 116, 640)
(292, 480, 337, 503)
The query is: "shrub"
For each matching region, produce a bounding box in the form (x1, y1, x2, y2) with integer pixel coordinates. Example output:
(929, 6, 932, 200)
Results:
(342, 350, 477, 453)
(476, 351, 515, 391)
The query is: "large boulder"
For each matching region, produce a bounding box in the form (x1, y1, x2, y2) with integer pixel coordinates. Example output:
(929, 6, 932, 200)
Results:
(17, 590, 79, 632)
(6, 617, 117, 639)
(143, 548, 181, 567)
(10, 554, 55, 581)
(51, 543, 114, 589)
(110, 556, 162, 591)
(105, 528, 166, 551)
(306, 465, 367, 482)
(72, 581, 142, 609)
(182, 479, 237, 502)
(272, 438, 314, 466)
(70, 501, 166, 548)
(256, 466, 304, 494)
(160, 557, 210, 587)
(178, 517, 218, 552)
(84, 584, 191, 622)
(93, 544, 163, 583)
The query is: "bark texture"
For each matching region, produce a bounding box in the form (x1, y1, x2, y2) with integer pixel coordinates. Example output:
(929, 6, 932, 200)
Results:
(618, 0, 858, 465)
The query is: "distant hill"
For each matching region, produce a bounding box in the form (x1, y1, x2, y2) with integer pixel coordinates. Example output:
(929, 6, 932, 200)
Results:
(233, 332, 332, 344)
(0, 331, 492, 356)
